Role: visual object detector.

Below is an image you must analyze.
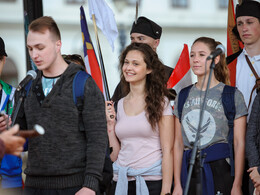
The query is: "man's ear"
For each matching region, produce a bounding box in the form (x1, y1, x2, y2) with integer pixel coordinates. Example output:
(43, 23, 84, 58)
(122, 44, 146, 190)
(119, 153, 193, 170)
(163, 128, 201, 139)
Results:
(2, 56, 6, 65)
(0, 56, 6, 76)
(56, 40, 62, 53)
(153, 39, 160, 51)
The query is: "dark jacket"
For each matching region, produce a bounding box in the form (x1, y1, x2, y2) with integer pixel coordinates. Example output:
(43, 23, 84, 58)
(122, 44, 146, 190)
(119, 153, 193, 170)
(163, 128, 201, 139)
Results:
(14, 63, 108, 192)
(246, 93, 260, 170)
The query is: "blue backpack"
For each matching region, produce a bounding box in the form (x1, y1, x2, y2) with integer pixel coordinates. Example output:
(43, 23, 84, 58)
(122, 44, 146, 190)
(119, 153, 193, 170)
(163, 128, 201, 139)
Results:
(177, 84, 236, 175)
(73, 70, 113, 192)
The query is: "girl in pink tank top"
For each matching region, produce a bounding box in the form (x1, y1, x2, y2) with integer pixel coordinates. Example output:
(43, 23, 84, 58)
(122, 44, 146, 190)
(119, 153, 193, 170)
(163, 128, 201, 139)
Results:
(106, 43, 174, 195)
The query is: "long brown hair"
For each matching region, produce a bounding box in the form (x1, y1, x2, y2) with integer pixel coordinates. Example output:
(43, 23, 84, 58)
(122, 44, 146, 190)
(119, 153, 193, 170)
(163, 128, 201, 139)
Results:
(119, 43, 169, 129)
(193, 37, 230, 85)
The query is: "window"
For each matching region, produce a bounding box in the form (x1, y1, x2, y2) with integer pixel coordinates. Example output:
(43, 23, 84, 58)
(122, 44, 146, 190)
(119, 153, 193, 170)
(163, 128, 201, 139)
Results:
(219, 0, 228, 9)
(171, 0, 188, 8)
(0, 0, 16, 2)
(127, 0, 140, 6)
(113, 0, 142, 6)
(66, 0, 86, 4)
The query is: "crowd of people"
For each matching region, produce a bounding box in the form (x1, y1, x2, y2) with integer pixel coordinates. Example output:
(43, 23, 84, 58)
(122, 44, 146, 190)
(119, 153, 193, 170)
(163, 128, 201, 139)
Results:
(0, 0, 259, 195)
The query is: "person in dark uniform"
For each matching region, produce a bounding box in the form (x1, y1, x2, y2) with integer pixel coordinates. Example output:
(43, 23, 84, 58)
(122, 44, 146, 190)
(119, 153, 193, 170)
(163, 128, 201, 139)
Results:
(112, 16, 174, 102)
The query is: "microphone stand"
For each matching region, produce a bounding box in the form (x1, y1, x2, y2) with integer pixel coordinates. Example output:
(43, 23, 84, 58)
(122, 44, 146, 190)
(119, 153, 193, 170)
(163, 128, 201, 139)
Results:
(184, 59, 216, 195)
(11, 88, 27, 127)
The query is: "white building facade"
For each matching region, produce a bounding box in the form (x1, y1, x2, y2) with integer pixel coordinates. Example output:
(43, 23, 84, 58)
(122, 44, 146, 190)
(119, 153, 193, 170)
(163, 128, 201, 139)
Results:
(0, 0, 230, 94)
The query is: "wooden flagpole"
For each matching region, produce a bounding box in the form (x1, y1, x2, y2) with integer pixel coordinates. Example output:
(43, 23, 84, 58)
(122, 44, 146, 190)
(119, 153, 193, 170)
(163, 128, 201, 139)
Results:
(135, 0, 139, 23)
(91, 14, 110, 100)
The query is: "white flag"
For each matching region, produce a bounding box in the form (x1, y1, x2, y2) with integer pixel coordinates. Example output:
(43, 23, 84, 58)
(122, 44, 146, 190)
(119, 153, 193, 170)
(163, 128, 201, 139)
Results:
(88, 0, 118, 51)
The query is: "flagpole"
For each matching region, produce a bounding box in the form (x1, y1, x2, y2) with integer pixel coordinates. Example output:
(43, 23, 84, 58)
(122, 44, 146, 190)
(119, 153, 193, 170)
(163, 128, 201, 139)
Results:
(135, 0, 139, 23)
(91, 14, 111, 100)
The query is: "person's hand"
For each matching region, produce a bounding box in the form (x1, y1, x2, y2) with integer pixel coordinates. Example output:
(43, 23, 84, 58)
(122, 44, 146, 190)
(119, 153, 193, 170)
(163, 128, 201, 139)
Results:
(0, 114, 11, 132)
(75, 187, 95, 195)
(105, 101, 116, 125)
(172, 184, 183, 195)
(248, 167, 260, 187)
(231, 185, 242, 195)
(0, 124, 25, 156)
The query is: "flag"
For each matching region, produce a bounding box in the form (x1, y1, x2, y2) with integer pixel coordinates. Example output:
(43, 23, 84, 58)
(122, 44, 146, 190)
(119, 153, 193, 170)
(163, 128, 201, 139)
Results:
(227, 0, 244, 86)
(80, 6, 105, 94)
(167, 44, 192, 94)
(88, 0, 118, 51)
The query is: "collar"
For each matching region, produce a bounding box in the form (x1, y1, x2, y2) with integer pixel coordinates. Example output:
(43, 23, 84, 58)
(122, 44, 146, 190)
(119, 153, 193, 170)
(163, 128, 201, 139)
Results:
(243, 48, 260, 61)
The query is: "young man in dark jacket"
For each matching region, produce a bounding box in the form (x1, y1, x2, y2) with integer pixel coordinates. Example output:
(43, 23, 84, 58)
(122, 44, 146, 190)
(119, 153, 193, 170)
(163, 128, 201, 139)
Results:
(14, 16, 108, 195)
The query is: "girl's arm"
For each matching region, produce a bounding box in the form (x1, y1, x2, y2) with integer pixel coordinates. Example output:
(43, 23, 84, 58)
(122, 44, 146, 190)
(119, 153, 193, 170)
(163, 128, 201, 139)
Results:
(105, 101, 120, 162)
(231, 115, 246, 195)
(159, 115, 174, 194)
(172, 117, 184, 195)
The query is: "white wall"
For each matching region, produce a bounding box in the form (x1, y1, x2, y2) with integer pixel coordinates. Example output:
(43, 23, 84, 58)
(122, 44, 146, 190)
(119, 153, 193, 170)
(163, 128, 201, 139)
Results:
(0, 0, 230, 94)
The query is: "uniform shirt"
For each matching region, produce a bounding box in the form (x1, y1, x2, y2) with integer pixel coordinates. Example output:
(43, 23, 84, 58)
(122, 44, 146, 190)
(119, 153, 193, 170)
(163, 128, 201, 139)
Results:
(236, 49, 260, 118)
(113, 97, 172, 181)
(173, 82, 247, 150)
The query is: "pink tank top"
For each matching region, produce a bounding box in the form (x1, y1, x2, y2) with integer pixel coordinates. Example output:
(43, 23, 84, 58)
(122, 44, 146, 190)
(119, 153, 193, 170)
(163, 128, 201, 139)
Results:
(113, 97, 173, 181)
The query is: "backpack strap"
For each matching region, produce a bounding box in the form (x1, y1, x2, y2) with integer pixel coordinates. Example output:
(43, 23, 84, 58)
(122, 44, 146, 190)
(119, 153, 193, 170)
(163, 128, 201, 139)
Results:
(24, 80, 33, 96)
(73, 70, 90, 131)
(222, 85, 236, 176)
(24, 69, 39, 97)
(178, 84, 193, 123)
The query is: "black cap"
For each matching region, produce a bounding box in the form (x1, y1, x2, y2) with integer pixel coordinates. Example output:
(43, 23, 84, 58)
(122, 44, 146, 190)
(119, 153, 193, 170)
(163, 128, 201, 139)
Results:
(0, 37, 7, 57)
(236, 1, 260, 20)
(130, 16, 162, 39)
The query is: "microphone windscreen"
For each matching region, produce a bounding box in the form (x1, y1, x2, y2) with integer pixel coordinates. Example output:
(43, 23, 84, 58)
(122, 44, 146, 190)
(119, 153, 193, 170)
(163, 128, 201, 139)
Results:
(27, 70, 37, 80)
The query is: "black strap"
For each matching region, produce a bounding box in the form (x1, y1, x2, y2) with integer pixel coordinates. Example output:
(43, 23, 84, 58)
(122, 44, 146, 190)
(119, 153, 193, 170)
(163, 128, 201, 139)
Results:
(226, 50, 243, 65)
(177, 84, 193, 123)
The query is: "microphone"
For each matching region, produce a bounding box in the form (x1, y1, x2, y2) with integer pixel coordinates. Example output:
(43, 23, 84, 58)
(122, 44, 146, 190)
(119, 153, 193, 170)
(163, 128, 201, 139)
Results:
(17, 70, 37, 92)
(206, 44, 225, 60)
(16, 124, 45, 138)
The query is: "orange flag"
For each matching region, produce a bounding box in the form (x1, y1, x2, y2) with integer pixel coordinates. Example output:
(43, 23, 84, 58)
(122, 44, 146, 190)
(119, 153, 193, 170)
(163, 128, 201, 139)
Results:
(227, 0, 244, 86)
